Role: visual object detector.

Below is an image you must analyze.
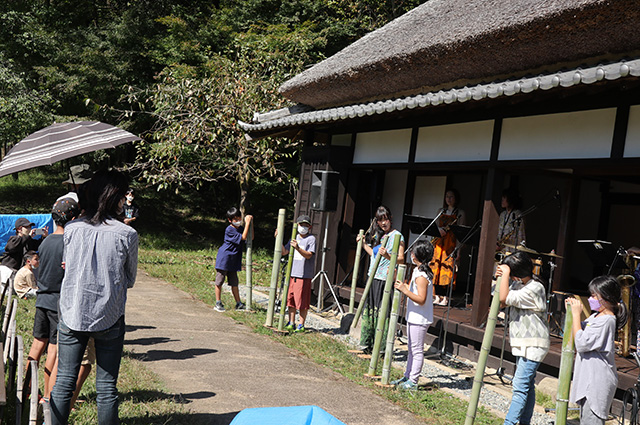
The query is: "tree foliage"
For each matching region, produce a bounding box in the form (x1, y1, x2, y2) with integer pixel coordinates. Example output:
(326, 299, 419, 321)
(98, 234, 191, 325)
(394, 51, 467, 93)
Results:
(0, 0, 425, 210)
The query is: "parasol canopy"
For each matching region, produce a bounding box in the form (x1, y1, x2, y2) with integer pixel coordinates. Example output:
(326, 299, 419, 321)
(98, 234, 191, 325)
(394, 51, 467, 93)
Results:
(0, 121, 140, 178)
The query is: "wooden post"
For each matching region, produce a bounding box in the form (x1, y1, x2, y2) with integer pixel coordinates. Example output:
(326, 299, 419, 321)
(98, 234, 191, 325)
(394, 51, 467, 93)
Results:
(277, 222, 298, 330)
(353, 235, 390, 328)
(368, 234, 401, 376)
(245, 219, 254, 310)
(471, 168, 503, 327)
(465, 277, 502, 425)
(349, 229, 365, 314)
(265, 209, 286, 327)
(555, 307, 575, 425)
(380, 264, 407, 385)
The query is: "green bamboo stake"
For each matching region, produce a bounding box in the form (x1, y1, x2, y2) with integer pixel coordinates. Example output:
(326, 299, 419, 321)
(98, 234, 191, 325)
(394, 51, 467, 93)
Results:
(352, 235, 389, 328)
(265, 209, 286, 327)
(277, 222, 298, 330)
(349, 229, 365, 314)
(555, 306, 575, 425)
(245, 219, 254, 310)
(465, 276, 503, 425)
(380, 264, 407, 385)
(368, 233, 402, 376)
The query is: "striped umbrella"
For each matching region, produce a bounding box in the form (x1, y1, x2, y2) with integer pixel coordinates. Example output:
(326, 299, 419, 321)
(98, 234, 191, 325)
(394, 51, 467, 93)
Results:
(0, 121, 140, 178)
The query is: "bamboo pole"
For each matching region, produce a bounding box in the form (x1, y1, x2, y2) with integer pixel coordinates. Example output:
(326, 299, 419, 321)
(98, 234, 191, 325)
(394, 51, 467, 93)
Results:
(349, 229, 365, 314)
(555, 306, 575, 425)
(277, 222, 298, 330)
(352, 235, 390, 328)
(465, 276, 502, 425)
(380, 264, 407, 385)
(265, 209, 286, 327)
(368, 234, 402, 376)
(245, 219, 254, 310)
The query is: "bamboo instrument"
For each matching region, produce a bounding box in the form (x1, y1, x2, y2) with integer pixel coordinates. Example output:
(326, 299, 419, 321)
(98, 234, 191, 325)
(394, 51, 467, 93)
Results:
(352, 235, 390, 328)
(464, 276, 502, 425)
(245, 219, 254, 310)
(265, 209, 286, 327)
(277, 222, 298, 330)
(555, 306, 575, 425)
(380, 264, 407, 385)
(349, 229, 365, 313)
(368, 234, 402, 376)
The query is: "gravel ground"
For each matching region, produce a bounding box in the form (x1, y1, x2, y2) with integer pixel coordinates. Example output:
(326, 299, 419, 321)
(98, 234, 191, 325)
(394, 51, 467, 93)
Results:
(244, 287, 558, 425)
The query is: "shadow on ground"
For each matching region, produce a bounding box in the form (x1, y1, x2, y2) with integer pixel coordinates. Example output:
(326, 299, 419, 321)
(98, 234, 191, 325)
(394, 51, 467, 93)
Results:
(126, 348, 218, 362)
(121, 411, 239, 425)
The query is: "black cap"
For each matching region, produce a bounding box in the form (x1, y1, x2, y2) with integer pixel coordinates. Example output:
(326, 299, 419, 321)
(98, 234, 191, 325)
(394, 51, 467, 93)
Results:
(14, 217, 35, 230)
(52, 197, 80, 224)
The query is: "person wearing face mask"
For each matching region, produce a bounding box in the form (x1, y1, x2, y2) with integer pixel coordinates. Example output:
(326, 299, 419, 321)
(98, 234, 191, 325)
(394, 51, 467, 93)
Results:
(123, 188, 139, 226)
(566, 276, 628, 425)
(1, 217, 48, 270)
(495, 251, 549, 425)
(281, 215, 316, 332)
(213, 207, 252, 312)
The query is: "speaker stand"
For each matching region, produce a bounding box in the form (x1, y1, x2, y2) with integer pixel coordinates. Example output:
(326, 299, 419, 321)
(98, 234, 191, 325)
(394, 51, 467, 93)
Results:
(313, 213, 344, 315)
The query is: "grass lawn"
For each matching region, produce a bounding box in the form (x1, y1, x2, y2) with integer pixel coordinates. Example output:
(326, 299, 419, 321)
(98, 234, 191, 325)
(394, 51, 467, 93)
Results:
(0, 168, 503, 424)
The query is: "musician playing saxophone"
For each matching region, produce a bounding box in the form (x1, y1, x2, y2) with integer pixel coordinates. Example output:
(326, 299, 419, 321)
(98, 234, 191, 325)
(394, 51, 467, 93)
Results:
(497, 188, 526, 251)
(430, 189, 465, 306)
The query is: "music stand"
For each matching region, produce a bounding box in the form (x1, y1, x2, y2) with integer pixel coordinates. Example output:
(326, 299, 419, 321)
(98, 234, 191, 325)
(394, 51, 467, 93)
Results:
(577, 240, 626, 275)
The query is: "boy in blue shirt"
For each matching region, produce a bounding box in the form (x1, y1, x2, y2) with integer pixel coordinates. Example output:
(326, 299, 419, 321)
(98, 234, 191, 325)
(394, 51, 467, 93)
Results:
(214, 207, 253, 312)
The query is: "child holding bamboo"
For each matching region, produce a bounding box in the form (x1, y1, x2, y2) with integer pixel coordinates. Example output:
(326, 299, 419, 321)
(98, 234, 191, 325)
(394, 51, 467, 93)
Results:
(496, 251, 549, 425)
(566, 276, 628, 425)
(357, 205, 405, 352)
(392, 239, 434, 390)
(214, 207, 252, 312)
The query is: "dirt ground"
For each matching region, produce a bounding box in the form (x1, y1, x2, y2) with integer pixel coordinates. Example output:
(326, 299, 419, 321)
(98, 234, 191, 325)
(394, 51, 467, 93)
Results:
(124, 271, 427, 425)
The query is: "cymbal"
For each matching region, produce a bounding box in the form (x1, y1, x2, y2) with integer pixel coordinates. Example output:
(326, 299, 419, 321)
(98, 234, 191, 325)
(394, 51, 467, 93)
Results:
(540, 251, 564, 259)
(503, 244, 540, 255)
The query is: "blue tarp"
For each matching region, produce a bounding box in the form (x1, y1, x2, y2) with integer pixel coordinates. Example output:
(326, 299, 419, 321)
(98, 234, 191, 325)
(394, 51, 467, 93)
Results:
(230, 406, 346, 425)
(0, 214, 53, 250)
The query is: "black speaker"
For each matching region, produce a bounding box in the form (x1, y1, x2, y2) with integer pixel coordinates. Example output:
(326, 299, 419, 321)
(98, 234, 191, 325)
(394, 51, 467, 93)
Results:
(310, 170, 339, 212)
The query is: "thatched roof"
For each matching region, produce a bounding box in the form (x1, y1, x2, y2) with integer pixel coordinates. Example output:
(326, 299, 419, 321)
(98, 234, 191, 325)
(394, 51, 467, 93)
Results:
(279, 0, 640, 109)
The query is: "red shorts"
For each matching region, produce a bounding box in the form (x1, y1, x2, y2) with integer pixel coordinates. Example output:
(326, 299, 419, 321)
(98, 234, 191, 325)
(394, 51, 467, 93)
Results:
(287, 277, 311, 310)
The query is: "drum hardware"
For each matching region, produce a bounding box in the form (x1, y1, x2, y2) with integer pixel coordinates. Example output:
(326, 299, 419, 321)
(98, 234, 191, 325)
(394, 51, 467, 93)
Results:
(539, 250, 564, 259)
(532, 258, 543, 277)
(502, 243, 540, 256)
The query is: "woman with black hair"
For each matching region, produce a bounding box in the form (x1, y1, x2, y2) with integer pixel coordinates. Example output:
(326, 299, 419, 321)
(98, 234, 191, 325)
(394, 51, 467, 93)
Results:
(431, 189, 465, 306)
(393, 239, 434, 390)
(496, 251, 549, 425)
(356, 205, 405, 351)
(50, 170, 138, 425)
(566, 276, 628, 425)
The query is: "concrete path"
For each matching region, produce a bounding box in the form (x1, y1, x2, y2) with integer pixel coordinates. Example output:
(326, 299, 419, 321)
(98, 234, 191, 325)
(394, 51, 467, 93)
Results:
(124, 271, 426, 425)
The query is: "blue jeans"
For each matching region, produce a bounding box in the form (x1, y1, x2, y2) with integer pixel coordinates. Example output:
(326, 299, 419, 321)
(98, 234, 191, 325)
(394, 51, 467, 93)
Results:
(50, 316, 126, 425)
(504, 356, 540, 425)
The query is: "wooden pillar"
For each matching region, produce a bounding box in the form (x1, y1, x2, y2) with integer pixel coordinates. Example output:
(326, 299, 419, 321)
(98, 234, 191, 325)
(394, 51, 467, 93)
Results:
(555, 176, 580, 291)
(471, 168, 503, 327)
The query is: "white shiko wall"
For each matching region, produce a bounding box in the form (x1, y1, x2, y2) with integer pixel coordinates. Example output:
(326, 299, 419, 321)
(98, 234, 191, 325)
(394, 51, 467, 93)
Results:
(353, 129, 412, 164)
(415, 120, 494, 162)
(499, 109, 616, 160)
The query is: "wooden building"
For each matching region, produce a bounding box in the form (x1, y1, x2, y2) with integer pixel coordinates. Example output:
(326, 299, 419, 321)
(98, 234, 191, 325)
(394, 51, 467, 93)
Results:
(240, 0, 640, 333)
